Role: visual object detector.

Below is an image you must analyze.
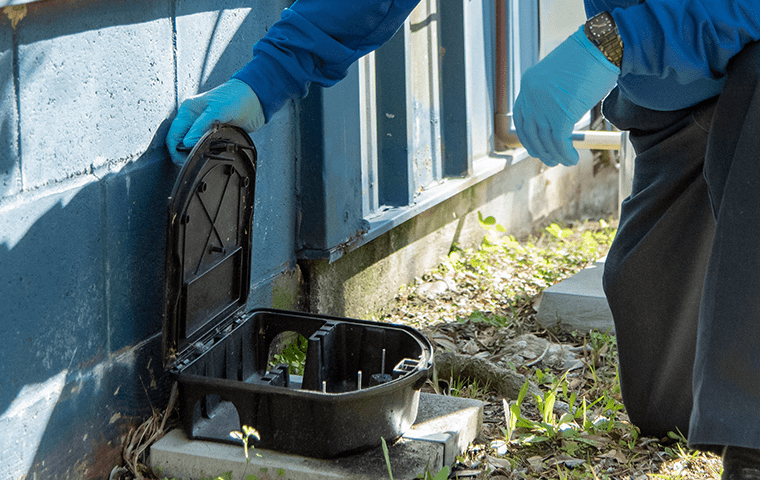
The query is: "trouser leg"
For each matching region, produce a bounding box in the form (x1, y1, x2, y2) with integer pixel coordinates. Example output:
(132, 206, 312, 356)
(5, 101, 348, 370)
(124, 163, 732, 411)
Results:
(601, 88, 716, 439)
(689, 40, 760, 451)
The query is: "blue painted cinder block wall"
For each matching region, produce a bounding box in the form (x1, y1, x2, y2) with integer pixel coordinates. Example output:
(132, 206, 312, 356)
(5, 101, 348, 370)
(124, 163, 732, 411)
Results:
(0, 1, 300, 477)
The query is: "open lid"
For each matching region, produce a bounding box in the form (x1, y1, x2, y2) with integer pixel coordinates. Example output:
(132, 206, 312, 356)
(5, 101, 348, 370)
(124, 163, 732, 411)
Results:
(163, 124, 257, 368)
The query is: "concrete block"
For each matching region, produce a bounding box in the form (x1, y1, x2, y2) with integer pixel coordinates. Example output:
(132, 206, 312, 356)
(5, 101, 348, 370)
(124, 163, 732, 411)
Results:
(0, 178, 107, 430)
(405, 393, 483, 466)
(176, 0, 289, 99)
(151, 393, 483, 480)
(16, 0, 174, 189)
(536, 259, 615, 334)
(247, 112, 299, 285)
(152, 430, 443, 480)
(103, 156, 175, 350)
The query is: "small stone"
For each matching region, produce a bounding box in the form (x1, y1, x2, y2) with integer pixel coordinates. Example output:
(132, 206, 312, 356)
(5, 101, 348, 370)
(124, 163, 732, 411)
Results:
(417, 280, 449, 297)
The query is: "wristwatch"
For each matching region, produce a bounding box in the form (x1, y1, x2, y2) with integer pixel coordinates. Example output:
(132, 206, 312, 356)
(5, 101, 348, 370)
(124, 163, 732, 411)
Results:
(584, 11, 624, 68)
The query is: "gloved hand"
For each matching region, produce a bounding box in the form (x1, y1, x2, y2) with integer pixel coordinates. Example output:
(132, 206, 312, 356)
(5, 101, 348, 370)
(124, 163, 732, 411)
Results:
(166, 79, 265, 164)
(514, 26, 620, 167)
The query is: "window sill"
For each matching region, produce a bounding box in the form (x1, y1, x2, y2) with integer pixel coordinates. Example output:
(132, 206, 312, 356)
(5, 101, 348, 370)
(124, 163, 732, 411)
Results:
(357, 149, 528, 252)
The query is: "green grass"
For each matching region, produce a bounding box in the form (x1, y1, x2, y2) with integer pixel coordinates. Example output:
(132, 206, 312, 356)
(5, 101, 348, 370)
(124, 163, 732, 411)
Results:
(384, 217, 722, 479)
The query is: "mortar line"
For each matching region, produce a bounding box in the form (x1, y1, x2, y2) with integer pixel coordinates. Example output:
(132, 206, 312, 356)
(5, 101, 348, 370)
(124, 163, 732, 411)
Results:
(12, 24, 22, 192)
(171, 0, 178, 112)
(101, 178, 111, 354)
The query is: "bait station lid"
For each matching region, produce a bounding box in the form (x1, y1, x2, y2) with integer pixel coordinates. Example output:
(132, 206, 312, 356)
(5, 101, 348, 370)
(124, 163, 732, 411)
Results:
(162, 125, 434, 458)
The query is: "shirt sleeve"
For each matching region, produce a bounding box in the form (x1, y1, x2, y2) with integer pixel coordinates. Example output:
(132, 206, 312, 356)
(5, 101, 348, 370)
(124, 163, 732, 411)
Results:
(611, 0, 760, 84)
(233, 0, 422, 122)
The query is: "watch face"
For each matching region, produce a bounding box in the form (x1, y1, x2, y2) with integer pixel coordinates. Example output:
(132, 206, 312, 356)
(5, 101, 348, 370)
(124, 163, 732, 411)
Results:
(585, 11, 623, 67)
(589, 12, 614, 38)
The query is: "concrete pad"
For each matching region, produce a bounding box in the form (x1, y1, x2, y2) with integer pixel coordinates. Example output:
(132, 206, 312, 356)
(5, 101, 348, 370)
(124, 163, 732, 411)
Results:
(405, 394, 483, 466)
(536, 259, 615, 334)
(150, 393, 483, 480)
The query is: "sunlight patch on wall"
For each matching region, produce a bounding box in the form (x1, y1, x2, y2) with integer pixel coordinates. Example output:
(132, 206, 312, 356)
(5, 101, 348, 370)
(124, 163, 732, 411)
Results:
(177, 8, 252, 98)
(0, 369, 68, 479)
(0, 176, 93, 250)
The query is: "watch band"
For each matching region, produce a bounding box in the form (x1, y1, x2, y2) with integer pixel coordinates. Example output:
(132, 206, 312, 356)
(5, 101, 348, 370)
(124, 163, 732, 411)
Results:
(584, 11, 624, 69)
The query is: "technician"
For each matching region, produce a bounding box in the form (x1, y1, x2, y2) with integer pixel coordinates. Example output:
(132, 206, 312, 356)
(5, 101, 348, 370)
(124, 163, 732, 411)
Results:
(166, 1, 760, 478)
(515, 2, 760, 480)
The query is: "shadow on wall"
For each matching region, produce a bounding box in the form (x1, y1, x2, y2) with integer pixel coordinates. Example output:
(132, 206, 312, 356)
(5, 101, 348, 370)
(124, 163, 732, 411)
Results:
(0, 123, 177, 479)
(1, 0, 292, 477)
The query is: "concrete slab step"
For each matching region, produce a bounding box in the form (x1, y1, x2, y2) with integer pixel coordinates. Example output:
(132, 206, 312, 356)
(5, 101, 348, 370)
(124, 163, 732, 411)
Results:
(150, 393, 483, 480)
(536, 259, 615, 334)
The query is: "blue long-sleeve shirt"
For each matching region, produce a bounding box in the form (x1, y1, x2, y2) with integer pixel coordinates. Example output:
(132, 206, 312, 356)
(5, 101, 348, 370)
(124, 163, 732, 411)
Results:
(588, 0, 760, 110)
(233, 0, 422, 122)
(234, 0, 760, 119)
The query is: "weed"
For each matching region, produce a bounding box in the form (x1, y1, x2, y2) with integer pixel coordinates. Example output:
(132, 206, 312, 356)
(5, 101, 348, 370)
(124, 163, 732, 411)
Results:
(381, 437, 395, 480)
(449, 376, 492, 401)
(229, 425, 261, 480)
(269, 334, 308, 375)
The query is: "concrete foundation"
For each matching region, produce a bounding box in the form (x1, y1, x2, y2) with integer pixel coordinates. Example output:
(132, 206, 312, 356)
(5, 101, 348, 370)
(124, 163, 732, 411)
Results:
(150, 393, 483, 480)
(303, 153, 620, 320)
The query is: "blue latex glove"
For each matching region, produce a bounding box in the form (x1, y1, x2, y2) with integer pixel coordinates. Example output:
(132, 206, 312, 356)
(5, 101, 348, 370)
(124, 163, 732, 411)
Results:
(166, 79, 265, 164)
(514, 26, 620, 167)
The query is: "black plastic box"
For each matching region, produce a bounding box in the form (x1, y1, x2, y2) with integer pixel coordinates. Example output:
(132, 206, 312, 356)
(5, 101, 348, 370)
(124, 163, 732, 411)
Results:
(163, 125, 433, 458)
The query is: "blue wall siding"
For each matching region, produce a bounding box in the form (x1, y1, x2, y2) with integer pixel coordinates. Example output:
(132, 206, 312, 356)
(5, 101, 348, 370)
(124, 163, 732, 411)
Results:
(248, 110, 300, 292)
(0, 1, 300, 477)
(103, 158, 175, 352)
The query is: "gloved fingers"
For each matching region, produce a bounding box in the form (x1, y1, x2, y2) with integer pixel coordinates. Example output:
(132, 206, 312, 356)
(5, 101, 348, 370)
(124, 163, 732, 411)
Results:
(166, 100, 205, 165)
(182, 80, 265, 146)
(514, 93, 559, 167)
(523, 122, 553, 165)
(536, 123, 567, 167)
(515, 110, 560, 167)
(545, 118, 580, 166)
(555, 134, 580, 166)
(184, 109, 226, 148)
(512, 100, 537, 154)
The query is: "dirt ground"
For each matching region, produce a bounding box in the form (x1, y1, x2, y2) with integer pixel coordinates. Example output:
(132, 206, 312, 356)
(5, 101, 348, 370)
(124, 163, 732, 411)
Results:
(375, 219, 722, 480)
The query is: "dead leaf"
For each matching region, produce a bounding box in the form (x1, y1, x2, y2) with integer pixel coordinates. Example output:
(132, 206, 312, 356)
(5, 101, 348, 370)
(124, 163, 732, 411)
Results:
(433, 336, 458, 351)
(578, 434, 611, 448)
(486, 455, 513, 471)
(527, 455, 547, 471)
(463, 339, 480, 355)
(601, 449, 628, 464)
(451, 469, 480, 477)
(546, 454, 586, 468)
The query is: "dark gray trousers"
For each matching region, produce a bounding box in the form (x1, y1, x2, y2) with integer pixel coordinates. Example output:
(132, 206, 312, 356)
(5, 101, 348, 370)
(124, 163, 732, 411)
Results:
(602, 41, 760, 451)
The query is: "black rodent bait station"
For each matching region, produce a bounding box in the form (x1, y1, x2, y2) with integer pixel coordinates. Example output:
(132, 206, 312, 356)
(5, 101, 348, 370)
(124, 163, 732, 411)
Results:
(163, 125, 434, 459)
